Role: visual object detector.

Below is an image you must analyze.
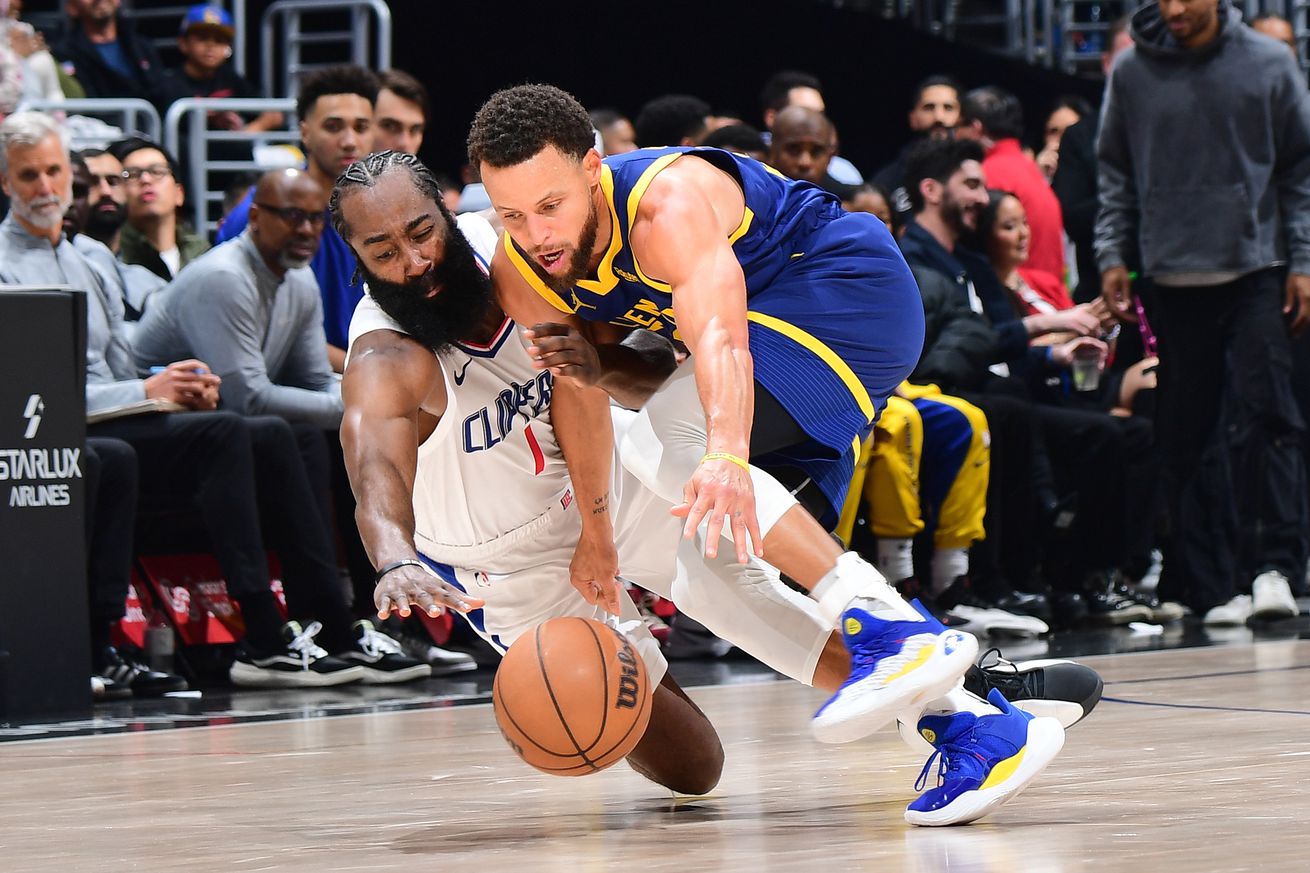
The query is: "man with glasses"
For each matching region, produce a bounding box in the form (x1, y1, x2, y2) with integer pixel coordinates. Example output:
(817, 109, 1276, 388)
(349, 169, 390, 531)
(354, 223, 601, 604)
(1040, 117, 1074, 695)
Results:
(132, 167, 342, 428)
(111, 137, 209, 280)
(65, 149, 165, 327)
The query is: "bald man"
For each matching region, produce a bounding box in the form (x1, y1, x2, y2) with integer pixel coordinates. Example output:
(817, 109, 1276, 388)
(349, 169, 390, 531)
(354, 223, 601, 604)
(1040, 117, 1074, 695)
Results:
(132, 168, 343, 427)
(768, 106, 836, 188)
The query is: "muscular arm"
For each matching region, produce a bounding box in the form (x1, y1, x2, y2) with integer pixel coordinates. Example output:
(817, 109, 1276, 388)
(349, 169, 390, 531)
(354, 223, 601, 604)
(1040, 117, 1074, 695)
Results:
(340, 329, 442, 570)
(631, 164, 754, 460)
(492, 247, 622, 612)
(628, 159, 763, 559)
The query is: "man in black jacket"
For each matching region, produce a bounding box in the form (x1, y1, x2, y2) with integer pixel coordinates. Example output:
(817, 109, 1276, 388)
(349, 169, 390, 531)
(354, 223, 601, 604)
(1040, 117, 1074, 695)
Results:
(54, 0, 182, 112)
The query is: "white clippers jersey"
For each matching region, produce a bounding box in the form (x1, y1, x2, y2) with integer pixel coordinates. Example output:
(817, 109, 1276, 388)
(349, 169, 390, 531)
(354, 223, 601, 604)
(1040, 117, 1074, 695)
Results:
(346, 213, 570, 556)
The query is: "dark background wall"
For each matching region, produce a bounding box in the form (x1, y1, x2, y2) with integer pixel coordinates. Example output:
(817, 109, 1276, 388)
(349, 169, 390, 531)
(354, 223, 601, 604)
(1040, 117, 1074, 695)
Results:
(35, 0, 1107, 178)
(243, 0, 1105, 180)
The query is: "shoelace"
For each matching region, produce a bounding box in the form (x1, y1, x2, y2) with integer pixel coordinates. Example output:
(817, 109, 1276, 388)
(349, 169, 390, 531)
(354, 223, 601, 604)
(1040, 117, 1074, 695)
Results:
(976, 647, 1024, 696)
(358, 625, 405, 659)
(916, 739, 948, 786)
(287, 621, 329, 669)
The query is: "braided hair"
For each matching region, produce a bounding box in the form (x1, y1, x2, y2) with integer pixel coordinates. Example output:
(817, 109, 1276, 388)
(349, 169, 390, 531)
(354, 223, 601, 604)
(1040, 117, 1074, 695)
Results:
(329, 149, 448, 243)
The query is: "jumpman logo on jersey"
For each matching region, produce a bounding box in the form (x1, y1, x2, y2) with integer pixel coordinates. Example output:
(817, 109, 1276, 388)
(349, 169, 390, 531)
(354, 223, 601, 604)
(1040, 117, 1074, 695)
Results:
(452, 356, 473, 386)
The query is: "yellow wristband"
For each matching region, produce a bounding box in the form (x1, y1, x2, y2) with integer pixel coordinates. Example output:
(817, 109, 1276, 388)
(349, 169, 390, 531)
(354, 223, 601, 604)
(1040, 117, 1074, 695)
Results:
(701, 451, 751, 472)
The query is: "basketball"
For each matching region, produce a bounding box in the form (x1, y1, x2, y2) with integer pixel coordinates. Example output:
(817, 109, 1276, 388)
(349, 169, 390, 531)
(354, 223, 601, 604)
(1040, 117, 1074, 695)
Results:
(492, 617, 654, 776)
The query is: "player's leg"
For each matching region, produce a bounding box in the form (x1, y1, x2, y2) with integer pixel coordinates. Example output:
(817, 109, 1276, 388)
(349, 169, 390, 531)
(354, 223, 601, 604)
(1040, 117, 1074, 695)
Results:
(626, 672, 724, 796)
(621, 363, 976, 744)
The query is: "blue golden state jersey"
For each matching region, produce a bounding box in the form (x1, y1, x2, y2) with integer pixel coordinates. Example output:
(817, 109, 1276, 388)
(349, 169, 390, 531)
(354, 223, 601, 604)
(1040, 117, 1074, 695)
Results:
(501, 146, 842, 340)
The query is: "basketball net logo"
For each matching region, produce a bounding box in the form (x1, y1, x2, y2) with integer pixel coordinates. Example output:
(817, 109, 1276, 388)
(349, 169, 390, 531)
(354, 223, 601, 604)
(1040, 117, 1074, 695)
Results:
(22, 394, 44, 439)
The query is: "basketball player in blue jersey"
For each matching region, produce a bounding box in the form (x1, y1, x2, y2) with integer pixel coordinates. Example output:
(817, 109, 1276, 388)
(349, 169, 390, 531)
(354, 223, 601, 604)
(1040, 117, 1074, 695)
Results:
(470, 85, 1069, 819)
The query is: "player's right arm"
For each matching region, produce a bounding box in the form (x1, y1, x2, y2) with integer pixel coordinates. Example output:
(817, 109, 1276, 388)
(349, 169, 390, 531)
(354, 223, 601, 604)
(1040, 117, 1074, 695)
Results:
(341, 329, 484, 618)
(491, 246, 623, 615)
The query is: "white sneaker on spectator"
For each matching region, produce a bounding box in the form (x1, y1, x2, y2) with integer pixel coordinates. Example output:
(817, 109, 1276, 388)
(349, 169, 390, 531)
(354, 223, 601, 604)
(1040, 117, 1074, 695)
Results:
(1251, 571, 1299, 621)
(1203, 594, 1253, 627)
(230, 621, 365, 687)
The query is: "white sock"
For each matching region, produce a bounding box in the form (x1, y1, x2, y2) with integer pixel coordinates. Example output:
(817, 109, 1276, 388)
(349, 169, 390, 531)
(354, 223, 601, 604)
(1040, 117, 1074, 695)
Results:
(811, 552, 925, 626)
(930, 547, 970, 597)
(876, 537, 914, 582)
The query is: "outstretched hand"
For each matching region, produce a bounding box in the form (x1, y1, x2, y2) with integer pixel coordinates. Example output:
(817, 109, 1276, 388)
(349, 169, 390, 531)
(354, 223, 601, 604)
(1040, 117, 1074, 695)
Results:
(375, 563, 485, 619)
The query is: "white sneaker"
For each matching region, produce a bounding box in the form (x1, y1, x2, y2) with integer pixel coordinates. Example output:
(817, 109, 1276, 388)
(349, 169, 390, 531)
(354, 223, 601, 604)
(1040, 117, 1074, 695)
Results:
(945, 605, 1049, 638)
(1252, 571, 1299, 621)
(1203, 594, 1253, 627)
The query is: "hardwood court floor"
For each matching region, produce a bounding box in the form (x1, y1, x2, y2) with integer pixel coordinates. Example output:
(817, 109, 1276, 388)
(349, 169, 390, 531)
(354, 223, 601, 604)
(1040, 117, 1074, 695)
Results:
(3, 641, 1310, 872)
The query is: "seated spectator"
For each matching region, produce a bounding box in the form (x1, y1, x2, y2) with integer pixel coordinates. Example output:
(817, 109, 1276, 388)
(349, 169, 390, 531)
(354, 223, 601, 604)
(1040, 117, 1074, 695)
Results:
(979, 189, 1160, 419)
(52, 0, 180, 111)
(111, 137, 209, 280)
(900, 136, 1155, 626)
(590, 107, 637, 156)
(958, 86, 1066, 280)
(172, 4, 283, 133)
(634, 93, 710, 147)
(978, 188, 1168, 608)
(373, 69, 428, 155)
(842, 183, 893, 230)
(1035, 96, 1091, 182)
(64, 149, 165, 327)
(0, 110, 426, 688)
(218, 64, 380, 373)
(700, 122, 767, 162)
(873, 75, 961, 230)
(768, 106, 846, 196)
(132, 168, 342, 429)
(757, 69, 863, 185)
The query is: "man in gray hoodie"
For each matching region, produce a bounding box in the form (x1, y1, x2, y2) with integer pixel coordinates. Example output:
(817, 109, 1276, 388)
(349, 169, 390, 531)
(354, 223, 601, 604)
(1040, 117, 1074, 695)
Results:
(1096, 0, 1310, 625)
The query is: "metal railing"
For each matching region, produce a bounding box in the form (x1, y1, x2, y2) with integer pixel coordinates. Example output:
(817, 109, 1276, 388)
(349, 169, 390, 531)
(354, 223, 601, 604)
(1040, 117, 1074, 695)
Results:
(890, 1, 1310, 75)
(260, 0, 393, 98)
(164, 97, 299, 237)
(17, 97, 162, 148)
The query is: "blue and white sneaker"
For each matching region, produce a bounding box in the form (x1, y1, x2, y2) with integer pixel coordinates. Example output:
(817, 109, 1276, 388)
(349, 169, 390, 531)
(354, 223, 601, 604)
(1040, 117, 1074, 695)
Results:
(905, 688, 1065, 826)
(812, 603, 978, 744)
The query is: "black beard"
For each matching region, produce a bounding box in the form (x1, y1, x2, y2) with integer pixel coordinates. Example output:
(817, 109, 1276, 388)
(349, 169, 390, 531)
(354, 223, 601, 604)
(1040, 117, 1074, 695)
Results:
(83, 199, 125, 241)
(362, 225, 495, 355)
(524, 197, 599, 296)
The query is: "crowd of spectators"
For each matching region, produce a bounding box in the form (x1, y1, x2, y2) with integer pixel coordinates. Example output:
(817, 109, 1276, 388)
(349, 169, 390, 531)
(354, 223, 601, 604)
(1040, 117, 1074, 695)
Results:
(4, 0, 1309, 697)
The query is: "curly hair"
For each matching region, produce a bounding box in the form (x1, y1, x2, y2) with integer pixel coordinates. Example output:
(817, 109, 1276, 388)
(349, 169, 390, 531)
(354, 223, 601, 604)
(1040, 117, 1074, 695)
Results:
(467, 84, 596, 168)
(329, 149, 448, 243)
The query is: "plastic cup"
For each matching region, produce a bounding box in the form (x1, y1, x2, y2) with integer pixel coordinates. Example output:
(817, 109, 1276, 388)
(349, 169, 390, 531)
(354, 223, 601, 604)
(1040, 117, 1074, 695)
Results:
(1071, 347, 1103, 392)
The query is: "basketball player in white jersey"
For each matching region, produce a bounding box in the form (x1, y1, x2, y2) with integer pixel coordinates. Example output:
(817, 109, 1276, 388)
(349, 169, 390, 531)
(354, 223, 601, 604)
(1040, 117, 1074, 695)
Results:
(331, 151, 1083, 825)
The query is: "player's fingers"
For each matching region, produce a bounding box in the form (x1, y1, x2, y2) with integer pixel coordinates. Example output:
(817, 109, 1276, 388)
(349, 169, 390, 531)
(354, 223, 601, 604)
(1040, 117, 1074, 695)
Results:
(683, 491, 713, 541)
(393, 591, 412, 618)
(414, 589, 442, 618)
(731, 512, 751, 564)
(375, 593, 393, 620)
(745, 506, 765, 558)
(704, 503, 728, 560)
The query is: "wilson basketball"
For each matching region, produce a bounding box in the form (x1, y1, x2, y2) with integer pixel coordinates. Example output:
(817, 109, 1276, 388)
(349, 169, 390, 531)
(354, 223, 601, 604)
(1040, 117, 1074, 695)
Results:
(492, 616, 654, 776)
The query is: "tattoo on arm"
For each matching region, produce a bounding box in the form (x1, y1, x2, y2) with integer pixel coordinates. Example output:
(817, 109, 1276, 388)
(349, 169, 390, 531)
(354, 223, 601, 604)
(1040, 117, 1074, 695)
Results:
(591, 494, 610, 516)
